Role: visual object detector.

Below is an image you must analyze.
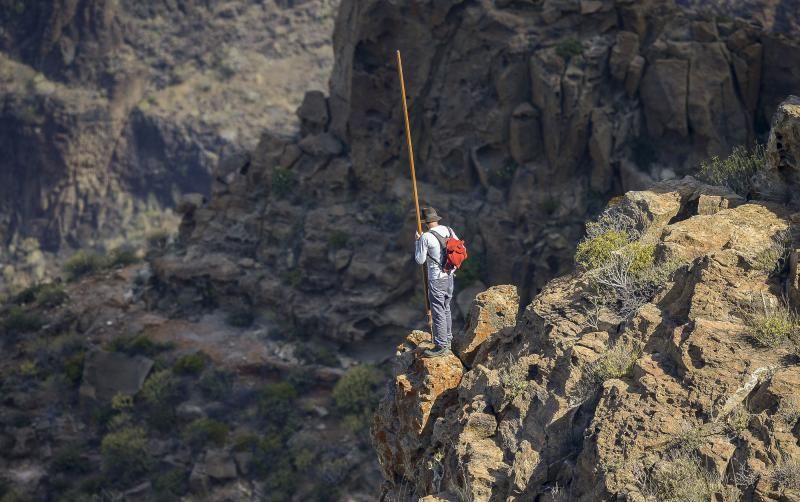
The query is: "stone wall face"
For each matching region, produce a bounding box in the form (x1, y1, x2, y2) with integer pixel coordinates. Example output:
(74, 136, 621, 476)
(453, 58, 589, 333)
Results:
(159, 0, 800, 348)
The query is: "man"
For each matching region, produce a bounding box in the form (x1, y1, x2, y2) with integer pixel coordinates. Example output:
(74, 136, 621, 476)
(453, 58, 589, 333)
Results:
(414, 206, 459, 357)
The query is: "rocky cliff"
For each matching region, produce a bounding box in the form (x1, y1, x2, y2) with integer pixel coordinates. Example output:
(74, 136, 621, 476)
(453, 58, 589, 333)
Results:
(155, 0, 800, 355)
(0, 0, 338, 290)
(371, 96, 800, 501)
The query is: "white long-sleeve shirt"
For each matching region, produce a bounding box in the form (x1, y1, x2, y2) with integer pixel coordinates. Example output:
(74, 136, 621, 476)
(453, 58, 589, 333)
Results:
(414, 225, 459, 280)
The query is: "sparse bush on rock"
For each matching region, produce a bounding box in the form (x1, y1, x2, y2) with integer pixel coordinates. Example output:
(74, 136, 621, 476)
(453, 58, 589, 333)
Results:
(63, 250, 105, 281)
(184, 417, 229, 450)
(1, 306, 43, 333)
(101, 427, 151, 482)
(571, 340, 642, 405)
(258, 382, 298, 428)
(107, 334, 173, 356)
(635, 451, 739, 502)
(770, 457, 800, 493)
(697, 144, 766, 197)
(173, 351, 209, 375)
(141, 369, 180, 429)
(107, 244, 141, 268)
(575, 230, 630, 271)
(555, 37, 582, 61)
(332, 365, 382, 415)
(744, 297, 798, 348)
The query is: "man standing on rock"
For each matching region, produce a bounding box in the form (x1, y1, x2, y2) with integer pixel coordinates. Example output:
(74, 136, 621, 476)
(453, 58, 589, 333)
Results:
(414, 207, 461, 358)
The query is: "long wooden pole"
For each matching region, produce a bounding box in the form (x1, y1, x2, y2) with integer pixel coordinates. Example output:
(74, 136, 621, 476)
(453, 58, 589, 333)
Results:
(396, 50, 432, 329)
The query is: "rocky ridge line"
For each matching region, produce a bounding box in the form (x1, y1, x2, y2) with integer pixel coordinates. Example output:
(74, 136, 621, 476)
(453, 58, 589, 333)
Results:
(370, 96, 800, 501)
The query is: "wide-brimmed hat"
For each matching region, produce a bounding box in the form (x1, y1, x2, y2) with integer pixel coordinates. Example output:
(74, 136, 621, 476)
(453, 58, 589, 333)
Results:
(422, 206, 442, 223)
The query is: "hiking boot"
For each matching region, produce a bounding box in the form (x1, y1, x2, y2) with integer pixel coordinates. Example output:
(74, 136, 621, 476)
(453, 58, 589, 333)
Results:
(422, 345, 451, 358)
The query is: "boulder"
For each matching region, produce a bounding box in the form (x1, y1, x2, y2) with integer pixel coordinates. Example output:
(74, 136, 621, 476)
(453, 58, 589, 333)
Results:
(371, 331, 463, 483)
(453, 285, 519, 366)
(625, 55, 645, 96)
(79, 350, 153, 402)
(204, 449, 237, 480)
(609, 31, 640, 81)
(660, 204, 789, 263)
(189, 462, 209, 494)
(508, 103, 542, 164)
(297, 90, 330, 134)
(761, 95, 800, 204)
(298, 132, 343, 157)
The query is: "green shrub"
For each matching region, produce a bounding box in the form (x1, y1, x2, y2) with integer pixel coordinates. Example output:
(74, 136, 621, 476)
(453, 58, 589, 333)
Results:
(225, 309, 255, 328)
(271, 169, 296, 199)
(752, 229, 791, 275)
(34, 284, 68, 308)
(51, 443, 90, 475)
(2, 307, 43, 333)
(697, 144, 766, 197)
(107, 245, 140, 268)
(152, 467, 188, 501)
(107, 335, 173, 357)
(111, 393, 134, 412)
(173, 351, 209, 376)
(16, 360, 37, 378)
(198, 367, 234, 400)
(776, 397, 800, 426)
(101, 427, 151, 482)
(232, 432, 260, 452)
(141, 370, 179, 429)
(556, 37, 583, 61)
(141, 370, 178, 406)
(63, 352, 85, 385)
(499, 356, 529, 404)
(258, 382, 298, 427)
(183, 418, 229, 450)
(327, 230, 350, 250)
(624, 241, 656, 276)
(12, 283, 67, 308)
(571, 340, 642, 405)
(63, 250, 104, 281)
(575, 230, 630, 271)
(725, 405, 751, 436)
(635, 451, 738, 502)
(745, 300, 797, 348)
(332, 365, 382, 415)
(770, 457, 800, 492)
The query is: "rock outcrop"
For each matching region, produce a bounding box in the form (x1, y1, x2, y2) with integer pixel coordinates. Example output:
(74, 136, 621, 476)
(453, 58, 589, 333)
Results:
(0, 0, 339, 291)
(372, 173, 800, 501)
(153, 0, 800, 353)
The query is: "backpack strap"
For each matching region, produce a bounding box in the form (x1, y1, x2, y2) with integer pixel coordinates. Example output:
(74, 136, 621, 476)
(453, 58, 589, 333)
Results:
(426, 228, 451, 267)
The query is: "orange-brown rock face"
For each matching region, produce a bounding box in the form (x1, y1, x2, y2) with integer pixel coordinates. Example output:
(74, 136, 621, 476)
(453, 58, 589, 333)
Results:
(454, 285, 519, 366)
(372, 147, 800, 500)
(372, 331, 464, 489)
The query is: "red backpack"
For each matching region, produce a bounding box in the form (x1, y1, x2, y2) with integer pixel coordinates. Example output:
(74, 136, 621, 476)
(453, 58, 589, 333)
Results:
(429, 227, 468, 272)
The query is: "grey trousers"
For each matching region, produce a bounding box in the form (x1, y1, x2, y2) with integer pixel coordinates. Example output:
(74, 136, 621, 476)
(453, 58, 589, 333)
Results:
(428, 275, 454, 348)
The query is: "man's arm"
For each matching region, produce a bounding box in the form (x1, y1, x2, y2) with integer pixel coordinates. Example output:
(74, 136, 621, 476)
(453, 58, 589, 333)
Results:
(414, 232, 428, 265)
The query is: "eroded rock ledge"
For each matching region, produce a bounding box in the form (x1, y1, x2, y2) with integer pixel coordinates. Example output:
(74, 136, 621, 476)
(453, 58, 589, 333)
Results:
(371, 98, 800, 501)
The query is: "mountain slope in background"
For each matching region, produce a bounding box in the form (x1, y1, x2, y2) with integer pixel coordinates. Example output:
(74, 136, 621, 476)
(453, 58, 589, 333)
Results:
(0, 0, 339, 290)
